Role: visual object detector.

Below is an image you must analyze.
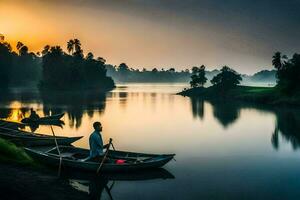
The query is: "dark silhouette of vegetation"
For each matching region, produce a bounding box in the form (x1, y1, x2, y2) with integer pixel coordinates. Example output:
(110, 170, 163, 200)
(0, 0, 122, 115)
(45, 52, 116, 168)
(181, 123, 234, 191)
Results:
(106, 64, 192, 83)
(0, 41, 13, 88)
(40, 39, 115, 90)
(211, 66, 242, 89)
(190, 65, 207, 88)
(0, 37, 41, 87)
(272, 52, 300, 93)
(40, 90, 107, 129)
(0, 35, 114, 90)
(12, 42, 41, 85)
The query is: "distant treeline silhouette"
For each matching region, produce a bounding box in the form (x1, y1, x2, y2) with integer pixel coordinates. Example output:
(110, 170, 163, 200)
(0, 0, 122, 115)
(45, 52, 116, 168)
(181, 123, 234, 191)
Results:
(0, 37, 114, 90)
(0, 40, 41, 88)
(0, 35, 277, 89)
(185, 51, 299, 92)
(106, 63, 275, 84)
(106, 63, 191, 83)
(40, 39, 114, 90)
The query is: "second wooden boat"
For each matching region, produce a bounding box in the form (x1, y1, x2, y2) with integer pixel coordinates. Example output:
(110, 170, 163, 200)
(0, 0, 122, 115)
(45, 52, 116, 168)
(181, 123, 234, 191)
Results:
(21, 113, 65, 124)
(0, 127, 82, 146)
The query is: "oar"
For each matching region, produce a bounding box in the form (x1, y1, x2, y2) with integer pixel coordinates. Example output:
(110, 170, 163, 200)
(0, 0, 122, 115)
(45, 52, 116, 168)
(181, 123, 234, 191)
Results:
(96, 138, 113, 174)
(50, 125, 62, 176)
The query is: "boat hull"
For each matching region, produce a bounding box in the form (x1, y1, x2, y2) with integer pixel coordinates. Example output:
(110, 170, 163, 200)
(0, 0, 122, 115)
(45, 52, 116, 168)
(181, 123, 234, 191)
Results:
(0, 127, 82, 146)
(21, 113, 65, 124)
(25, 147, 175, 172)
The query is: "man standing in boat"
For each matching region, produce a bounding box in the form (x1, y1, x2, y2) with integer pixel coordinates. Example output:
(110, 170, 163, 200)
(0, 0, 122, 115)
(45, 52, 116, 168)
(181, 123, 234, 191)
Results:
(88, 121, 109, 161)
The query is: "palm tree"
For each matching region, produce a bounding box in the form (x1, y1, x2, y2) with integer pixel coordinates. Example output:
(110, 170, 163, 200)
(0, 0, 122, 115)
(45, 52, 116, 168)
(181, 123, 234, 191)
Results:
(67, 39, 75, 55)
(73, 39, 81, 53)
(272, 52, 287, 70)
(68, 38, 83, 57)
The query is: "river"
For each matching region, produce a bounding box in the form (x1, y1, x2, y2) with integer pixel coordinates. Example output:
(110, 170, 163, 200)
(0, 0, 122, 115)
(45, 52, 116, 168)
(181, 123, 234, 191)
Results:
(1, 83, 300, 199)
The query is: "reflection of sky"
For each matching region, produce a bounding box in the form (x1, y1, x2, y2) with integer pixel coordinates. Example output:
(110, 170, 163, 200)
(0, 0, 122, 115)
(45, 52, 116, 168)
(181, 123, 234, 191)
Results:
(0, 84, 297, 156)
(2, 84, 300, 198)
(1, 0, 300, 73)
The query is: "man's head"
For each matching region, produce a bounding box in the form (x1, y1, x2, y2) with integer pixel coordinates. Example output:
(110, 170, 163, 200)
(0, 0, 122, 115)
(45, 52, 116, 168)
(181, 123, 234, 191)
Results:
(93, 121, 102, 132)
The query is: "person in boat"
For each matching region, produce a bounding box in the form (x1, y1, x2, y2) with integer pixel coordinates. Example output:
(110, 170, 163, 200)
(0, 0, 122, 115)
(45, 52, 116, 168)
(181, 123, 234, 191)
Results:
(29, 108, 40, 120)
(87, 121, 110, 161)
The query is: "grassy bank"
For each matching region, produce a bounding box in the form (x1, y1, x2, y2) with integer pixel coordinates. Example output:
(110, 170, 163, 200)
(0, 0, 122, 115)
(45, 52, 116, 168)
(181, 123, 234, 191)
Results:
(178, 85, 300, 106)
(0, 138, 34, 165)
(0, 138, 88, 199)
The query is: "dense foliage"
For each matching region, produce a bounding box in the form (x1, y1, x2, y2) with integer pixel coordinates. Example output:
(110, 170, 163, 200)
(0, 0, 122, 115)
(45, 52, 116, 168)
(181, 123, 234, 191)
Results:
(0, 42, 12, 87)
(190, 65, 207, 88)
(211, 66, 242, 88)
(0, 39, 41, 87)
(40, 39, 115, 90)
(272, 52, 300, 93)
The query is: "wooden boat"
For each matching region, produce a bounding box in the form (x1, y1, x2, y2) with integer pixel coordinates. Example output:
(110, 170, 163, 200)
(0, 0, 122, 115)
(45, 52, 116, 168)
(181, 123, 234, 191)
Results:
(25, 146, 175, 172)
(21, 113, 65, 124)
(0, 127, 82, 146)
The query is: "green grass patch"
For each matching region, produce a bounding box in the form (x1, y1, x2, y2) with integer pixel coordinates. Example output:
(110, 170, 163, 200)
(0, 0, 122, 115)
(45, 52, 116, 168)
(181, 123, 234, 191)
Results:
(0, 138, 34, 165)
(179, 85, 300, 106)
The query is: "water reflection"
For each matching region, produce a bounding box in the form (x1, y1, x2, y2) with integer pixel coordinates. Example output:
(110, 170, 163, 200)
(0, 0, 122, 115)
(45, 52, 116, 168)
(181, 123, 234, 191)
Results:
(189, 97, 300, 149)
(272, 108, 300, 150)
(2, 85, 300, 198)
(64, 169, 174, 200)
(40, 90, 107, 129)
(1, 86, 300, 153)
(190, 98, 204, 120)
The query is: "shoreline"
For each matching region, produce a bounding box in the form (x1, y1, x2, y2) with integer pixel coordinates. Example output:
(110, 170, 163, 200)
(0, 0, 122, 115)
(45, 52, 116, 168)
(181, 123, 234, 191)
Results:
(177, 85, 300, 106)
(0, 163, 88, 200)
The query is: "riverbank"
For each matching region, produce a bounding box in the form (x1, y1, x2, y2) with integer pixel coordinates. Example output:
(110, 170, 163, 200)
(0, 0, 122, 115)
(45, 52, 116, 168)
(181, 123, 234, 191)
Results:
(178, 85, 300, 106)
(0, 163, 88, 200)
(0, 139, 87, 200)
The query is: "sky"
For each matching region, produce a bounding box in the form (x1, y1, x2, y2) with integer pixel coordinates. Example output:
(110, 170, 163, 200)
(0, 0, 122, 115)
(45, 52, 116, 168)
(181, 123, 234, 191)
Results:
(0, 0, 300, 74)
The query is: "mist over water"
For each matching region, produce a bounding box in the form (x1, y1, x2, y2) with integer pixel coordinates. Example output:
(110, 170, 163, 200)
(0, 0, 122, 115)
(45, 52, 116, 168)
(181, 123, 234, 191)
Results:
(1, 84, 300, 199)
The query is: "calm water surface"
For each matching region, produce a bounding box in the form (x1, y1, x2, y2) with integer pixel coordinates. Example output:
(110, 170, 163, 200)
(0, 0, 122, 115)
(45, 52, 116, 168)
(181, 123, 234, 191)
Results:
(2, 83, 300, 200)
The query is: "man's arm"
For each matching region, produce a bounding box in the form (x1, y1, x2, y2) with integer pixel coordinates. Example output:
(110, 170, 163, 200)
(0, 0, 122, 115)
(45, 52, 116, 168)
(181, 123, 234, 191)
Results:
(103, 138, 113, 149)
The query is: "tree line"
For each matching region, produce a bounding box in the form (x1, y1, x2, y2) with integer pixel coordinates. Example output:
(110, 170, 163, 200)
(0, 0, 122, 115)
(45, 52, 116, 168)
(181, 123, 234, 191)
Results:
(0, 36, 115, 90)
(106, 63, 191, 83)
(189, 65, 242, 89)
(0, 40, 41, 88)
(40, 39, 114, 90)
(188, 51, 300, 94)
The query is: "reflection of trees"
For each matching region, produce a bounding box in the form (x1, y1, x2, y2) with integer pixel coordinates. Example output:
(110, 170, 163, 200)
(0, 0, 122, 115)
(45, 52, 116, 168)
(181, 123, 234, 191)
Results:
(271, 126, 279, 150)
(212, 101, 240, 128)
(209, 100, 240, 128)
(190, 98, 204, 120)
(118, 92, 128, 108)
(190, 98, 240, 127)
(65, 169, 174, 200)
(40, 90, 107, 129)
(271, 108, 300, 150)
(190, 96, 300, 150)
